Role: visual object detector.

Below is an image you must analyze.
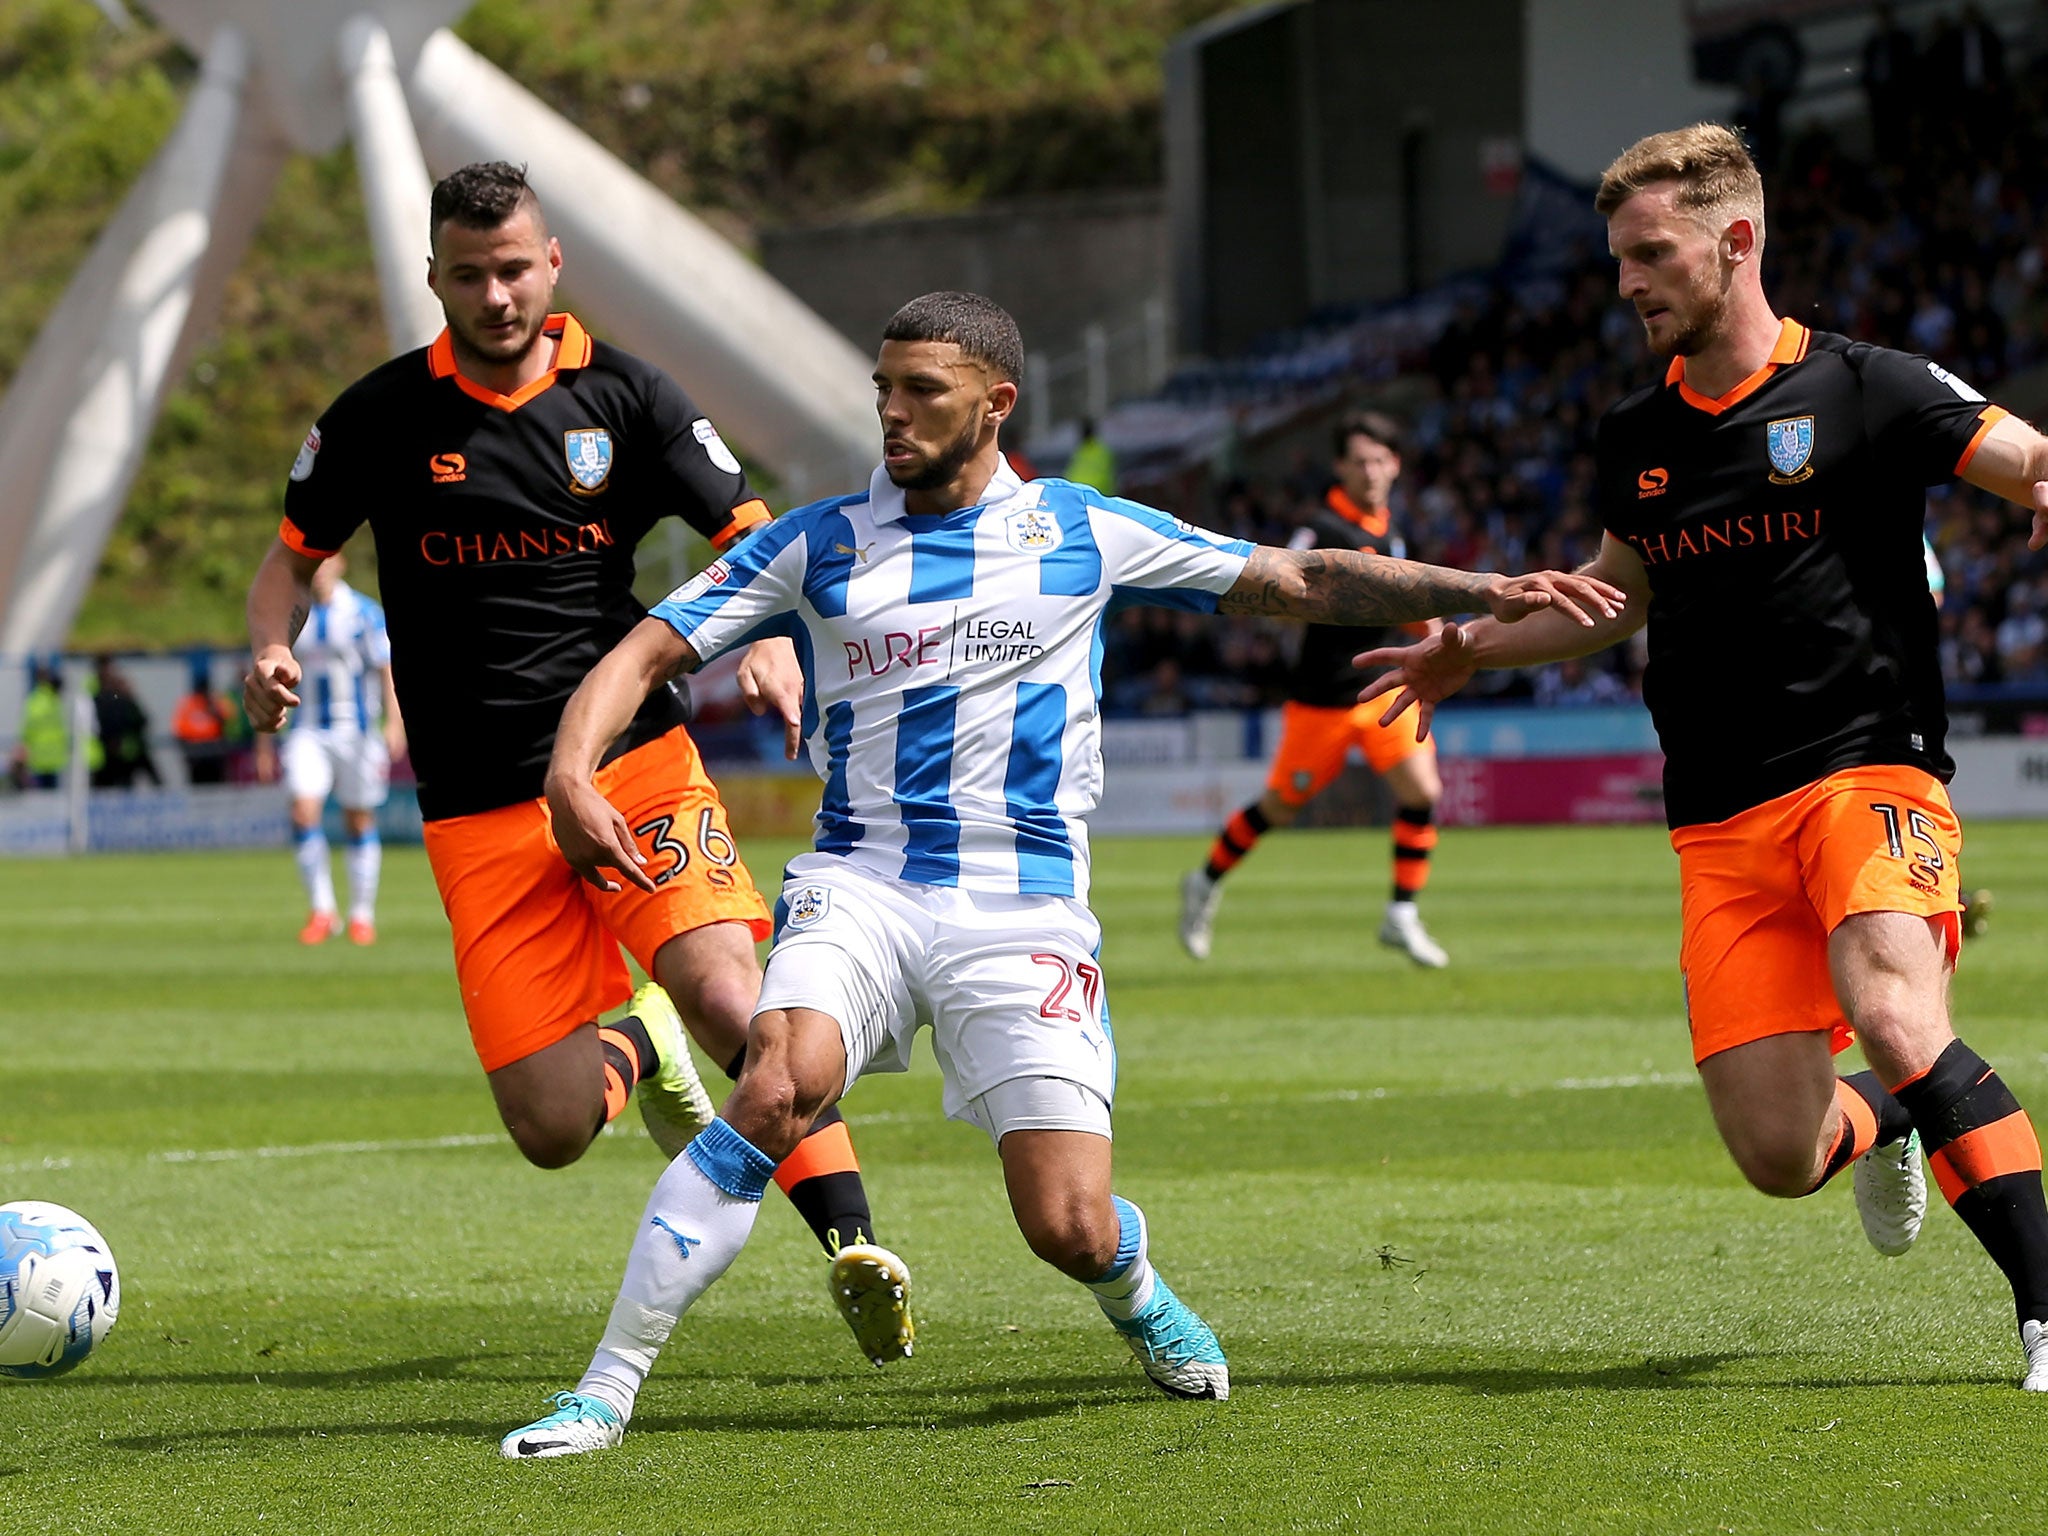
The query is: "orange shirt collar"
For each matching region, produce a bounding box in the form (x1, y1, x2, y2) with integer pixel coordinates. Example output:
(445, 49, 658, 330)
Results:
(1665, 317, 1809, 416)
(1325, 484, 1390, 536)
(428, 312, 593, 411)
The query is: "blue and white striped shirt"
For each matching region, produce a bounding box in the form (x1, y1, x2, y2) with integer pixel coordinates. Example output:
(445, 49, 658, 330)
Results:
(295, 580, 391, 736)
(651, 461, 1253, 901)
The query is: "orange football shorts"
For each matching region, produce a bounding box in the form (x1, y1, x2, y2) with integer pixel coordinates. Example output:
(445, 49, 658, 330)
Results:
(1671, 764, 1962, 1065)
(1265, 699, 1435, 807)
(422, 726, 771, 1072)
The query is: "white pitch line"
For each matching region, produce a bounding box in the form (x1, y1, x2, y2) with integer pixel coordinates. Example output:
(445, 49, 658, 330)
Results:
(1, 1074, 1699, 1175)
(152, 1133, 509, 1164)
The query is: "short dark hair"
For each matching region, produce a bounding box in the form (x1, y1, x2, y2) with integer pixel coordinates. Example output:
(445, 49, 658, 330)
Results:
(1334, 410, 1403, 460)
(882, 292, 1025, 384)
(429, 161, 542, 244)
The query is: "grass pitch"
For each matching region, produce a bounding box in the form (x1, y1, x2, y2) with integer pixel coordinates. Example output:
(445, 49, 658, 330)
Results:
(6, 823, 2048, 1534)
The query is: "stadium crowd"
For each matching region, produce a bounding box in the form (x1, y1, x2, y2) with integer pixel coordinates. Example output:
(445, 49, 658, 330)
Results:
(1103, 13, 2048, 714)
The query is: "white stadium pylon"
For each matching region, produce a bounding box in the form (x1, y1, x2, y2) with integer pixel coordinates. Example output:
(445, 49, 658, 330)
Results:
(0, 1, 876, 660)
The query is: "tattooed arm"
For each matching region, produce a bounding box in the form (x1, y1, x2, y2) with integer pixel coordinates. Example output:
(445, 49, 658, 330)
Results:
(1217, 544, 1626, 628)
(243, 538, 324, 732)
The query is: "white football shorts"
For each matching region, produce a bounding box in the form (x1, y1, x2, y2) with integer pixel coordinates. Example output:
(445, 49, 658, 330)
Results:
(281, 727, 389, 811)
(755, 852, 1117, 1142)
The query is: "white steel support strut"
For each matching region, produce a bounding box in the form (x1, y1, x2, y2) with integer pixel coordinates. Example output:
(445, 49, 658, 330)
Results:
(339, 13, 442, 354)
(0, 26, 258, 661)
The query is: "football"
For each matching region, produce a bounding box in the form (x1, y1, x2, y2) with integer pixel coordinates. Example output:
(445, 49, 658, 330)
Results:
(0, 1201, 121, 1379)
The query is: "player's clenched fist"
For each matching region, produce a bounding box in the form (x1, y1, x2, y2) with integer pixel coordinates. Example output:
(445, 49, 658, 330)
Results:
(243, 646, 303, 733)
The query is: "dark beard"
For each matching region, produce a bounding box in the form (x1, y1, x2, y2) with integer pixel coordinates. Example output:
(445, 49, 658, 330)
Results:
(1655, 276, 1729, 358)
(886, 417, 983, 491)
(449, 311, 544, 369)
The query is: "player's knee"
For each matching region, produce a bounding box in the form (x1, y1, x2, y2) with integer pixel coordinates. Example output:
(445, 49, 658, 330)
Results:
(1016, 1203, 1120, 1280)
(1729, 1139, 1821, 1199)
(503, 1114, 594, 1170)
(668, 971, 756, 1054)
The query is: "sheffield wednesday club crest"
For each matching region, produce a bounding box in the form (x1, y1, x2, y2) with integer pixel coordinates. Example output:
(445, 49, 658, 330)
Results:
(1766, 416, 1815, 484)
(564, 428, 614, 494)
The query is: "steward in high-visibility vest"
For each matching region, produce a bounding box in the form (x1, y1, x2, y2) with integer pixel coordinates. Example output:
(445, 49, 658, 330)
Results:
(18, 667, 68, 788)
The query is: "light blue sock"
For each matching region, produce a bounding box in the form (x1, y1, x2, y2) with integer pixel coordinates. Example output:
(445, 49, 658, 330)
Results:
(1085, 1195, 1157, 1321)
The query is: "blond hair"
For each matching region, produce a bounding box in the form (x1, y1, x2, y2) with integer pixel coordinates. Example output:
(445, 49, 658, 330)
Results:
(1595, 123, 1765, 245)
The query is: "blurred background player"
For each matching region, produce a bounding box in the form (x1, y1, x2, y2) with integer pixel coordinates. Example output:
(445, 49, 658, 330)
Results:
(241, 163, 889, 1355)
(1364, 124, 2048, 1390)
(1180, 411, 1448, 967)
(258, 553, 403, 945)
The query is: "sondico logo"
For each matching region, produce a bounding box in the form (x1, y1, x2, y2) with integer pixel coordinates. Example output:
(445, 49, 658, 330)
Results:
(1637, 467, 1669, 499)
(430, 452, 467, 485)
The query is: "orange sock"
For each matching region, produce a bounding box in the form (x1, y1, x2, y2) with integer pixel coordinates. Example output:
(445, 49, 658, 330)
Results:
(1391, 806, 1437, 901)
(597, 1025, 645, 1124)
(774, 1117, 859, 1192)
(772, 1111, 874, 1253)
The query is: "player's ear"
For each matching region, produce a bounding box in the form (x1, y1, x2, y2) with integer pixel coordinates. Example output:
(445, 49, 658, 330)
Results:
(425, 255, 439, 297)
(1723, 216, 1758, 265)
(546, 236, 564, 280)
(986, 378, 1018, 429)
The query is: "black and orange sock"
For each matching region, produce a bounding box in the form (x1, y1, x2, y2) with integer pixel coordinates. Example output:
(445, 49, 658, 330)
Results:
(1204, 803, 1270, 882)
(1811, 1070, 1916, 1189)
(723, 1046, 876, 1253)
(1893, 1039, 2048, 1323)
(597, 1015, 658, 1125)
(1390, 805, 1437, 903)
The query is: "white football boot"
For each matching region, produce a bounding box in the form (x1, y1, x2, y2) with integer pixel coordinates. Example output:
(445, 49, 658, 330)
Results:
(1852, 1130, 1925, 1257)
(500, 1391, 625, 1458)
(829, 1243, 915, 1366)
(2021, 1320, 2048, 1392)
(1107, 1278, 1230, 1401)
(1178, 869, 1223, 960)
(1378, 900, 1448, 968)
(629, 980, 715, 1160)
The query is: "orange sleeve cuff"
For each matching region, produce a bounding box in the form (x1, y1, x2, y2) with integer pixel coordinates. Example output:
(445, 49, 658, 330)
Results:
(710, 498, 772, 552)
(278, 516, 340, 560)
(1954, 404, 2011, 476)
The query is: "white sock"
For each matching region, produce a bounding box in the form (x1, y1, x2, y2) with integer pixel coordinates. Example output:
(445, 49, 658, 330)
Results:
(344, 830, 381, 922)
(1086, 1195, 1158, 1321)
(294, 828, 335, 914)
(574, 1118, 776, 1421)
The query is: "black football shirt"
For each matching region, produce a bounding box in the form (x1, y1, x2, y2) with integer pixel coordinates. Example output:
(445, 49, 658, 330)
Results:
(1285, 485, 1405, 708)
(1595, 319, 2004, 829)
(281, 313, 771, 820)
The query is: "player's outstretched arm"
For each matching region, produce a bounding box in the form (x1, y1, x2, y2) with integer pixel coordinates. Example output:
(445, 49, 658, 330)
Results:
(546, 617, 702, 893)
(1216, 545, 1626, 628)
(1957, 414, 2048, 551)
(1355, 534, 1651, 740)
(243, 538, 322, 732)
(736, 637, 804, 761)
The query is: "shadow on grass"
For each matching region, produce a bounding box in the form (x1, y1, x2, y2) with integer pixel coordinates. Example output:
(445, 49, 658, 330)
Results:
(43, 1355, 500, 1390)
(99, 1375, 1145, 1452)
(91, 1353, 2014, 1455)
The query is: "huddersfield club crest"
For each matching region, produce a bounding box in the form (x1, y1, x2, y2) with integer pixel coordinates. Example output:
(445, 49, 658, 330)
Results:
(1004, 506, 1062, 554)
(564, 428, 614, 495)
(1766, 416, 1815, 484)
(784, 884, 830, 930)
